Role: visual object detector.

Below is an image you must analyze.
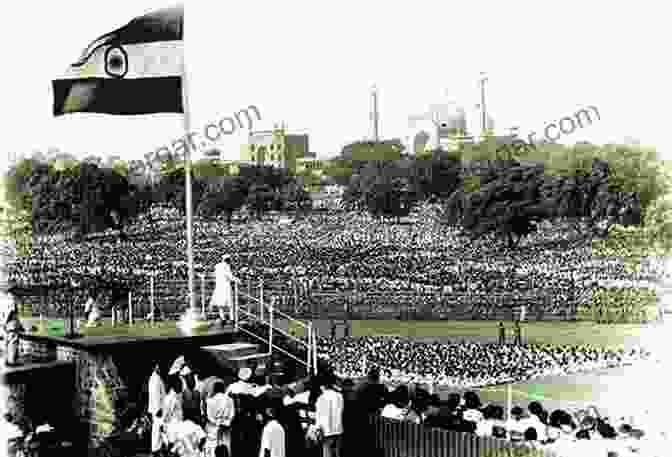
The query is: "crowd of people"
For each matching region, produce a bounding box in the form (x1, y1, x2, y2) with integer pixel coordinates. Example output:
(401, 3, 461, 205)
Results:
(4, 354, 666, 457)
(7, 204, 661, 322)
(143, 358, 349, 457)
(361, 366, 669, 457)
(315, 336, 651, 388)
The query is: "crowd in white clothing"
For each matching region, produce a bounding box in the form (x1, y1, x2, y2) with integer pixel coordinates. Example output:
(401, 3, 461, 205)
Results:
(316, 336, 651, 388)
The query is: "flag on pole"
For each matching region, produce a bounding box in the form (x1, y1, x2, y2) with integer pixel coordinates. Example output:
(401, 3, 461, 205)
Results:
(53, 5, 184, 116)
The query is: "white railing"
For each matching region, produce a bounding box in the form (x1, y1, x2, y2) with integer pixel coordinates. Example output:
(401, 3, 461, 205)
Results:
(145, 271, 318, 374)
(235, 281, 317, 375)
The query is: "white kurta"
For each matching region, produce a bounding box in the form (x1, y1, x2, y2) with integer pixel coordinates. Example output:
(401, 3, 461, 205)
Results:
(148, 371, 167, 416)
(210, 262, 234, 321)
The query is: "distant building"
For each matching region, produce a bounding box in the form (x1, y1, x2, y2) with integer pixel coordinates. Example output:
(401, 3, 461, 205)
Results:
(240, 127, 310, 172)
(406, 100, 494, 154)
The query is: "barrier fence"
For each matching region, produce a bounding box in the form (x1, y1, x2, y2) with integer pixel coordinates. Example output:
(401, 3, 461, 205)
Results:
(13, 274, 580, 322)
(370, 416, 557, 457)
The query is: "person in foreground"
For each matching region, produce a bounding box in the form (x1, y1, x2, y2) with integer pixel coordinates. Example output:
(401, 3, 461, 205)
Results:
(316, 371, 344, 457)
(259, 401, 286, 457)
(205, 381, 235, 457)
(4, 305, 24, 366)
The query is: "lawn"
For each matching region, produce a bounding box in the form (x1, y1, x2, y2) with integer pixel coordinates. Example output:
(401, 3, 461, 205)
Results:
(290, 319, 656, 349)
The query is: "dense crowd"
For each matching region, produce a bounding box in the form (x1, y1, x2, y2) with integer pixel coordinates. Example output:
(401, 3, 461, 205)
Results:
(8, 204, 660, 321)
(364, 369, 669, 457)
(315, 336, 651, 388)
(7, 355, 665, 457)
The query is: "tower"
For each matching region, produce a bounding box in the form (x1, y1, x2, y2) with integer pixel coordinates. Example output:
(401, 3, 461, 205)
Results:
(370, 84, 379, 142)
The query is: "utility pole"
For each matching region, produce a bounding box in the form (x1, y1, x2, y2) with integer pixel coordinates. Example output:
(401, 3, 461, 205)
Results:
(371, 84, 379, 142)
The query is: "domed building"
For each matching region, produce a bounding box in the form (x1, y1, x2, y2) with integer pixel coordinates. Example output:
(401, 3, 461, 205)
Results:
(406, 99, 493, 155)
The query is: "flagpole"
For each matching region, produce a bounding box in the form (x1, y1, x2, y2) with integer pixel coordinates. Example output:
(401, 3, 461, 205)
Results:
(181, 28, 196, 318)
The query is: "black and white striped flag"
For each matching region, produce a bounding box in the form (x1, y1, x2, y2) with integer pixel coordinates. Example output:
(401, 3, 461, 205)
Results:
(53, 5, 183, 116)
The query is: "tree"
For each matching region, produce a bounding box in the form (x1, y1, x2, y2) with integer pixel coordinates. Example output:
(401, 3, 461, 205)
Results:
(411, 148, 462, 200)
(451, 156, 636, 249)
(197, 177, 247, 223)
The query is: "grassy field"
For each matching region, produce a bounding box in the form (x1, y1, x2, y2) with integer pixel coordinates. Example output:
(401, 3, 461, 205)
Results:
(291, 319, 658, 349)
(26, 316, 658, 348)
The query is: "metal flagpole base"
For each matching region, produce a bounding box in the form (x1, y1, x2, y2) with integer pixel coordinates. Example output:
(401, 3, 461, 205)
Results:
(177, 308, 209, 334)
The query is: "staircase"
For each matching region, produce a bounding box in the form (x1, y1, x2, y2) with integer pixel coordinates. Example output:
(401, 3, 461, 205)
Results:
(162, 276, 320, 379)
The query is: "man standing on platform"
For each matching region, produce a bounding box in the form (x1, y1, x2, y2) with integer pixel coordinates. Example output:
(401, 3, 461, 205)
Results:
(211, 255, 235, 325)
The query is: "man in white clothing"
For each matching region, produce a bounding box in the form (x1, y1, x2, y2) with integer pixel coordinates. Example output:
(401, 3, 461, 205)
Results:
(226, 367, 255, 396)
(148, 363, 166, 433)
(205, 381, 235, 457)
(210, 255, 235, 324)
(315, 372, 344, 457)
(259, 403, 285, 457)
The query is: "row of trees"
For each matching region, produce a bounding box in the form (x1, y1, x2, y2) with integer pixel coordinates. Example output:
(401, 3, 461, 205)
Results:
(335, 139, 671, 262)
(2, 153, 313, 243)
(2, 140, 670, 264)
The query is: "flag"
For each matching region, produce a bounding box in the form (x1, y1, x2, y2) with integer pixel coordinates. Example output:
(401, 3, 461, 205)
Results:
(53, 5, 184, 116)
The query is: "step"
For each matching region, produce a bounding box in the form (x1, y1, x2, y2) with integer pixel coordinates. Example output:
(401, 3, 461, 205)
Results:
(201, 342, 260, 359)
(228, 352, 269, 362)
(201, 342, 269, 374)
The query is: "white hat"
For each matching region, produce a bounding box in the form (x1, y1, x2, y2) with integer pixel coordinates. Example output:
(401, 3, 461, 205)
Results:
(238, 367, 252, 381)
(169, 356, 186, 375)
(180, 365, 192, 376)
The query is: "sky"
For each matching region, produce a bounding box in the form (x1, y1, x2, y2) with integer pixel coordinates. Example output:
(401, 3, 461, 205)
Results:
(1, 0, 670, 171)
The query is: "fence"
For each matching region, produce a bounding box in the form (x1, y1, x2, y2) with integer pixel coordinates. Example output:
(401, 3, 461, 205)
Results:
(370, 416, 557, 457)
(142, 273, 578, 321)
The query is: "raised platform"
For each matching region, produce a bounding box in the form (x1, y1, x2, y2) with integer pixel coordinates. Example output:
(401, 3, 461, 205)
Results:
(20, 324, 237, 352)
(1, 359, 74, 384)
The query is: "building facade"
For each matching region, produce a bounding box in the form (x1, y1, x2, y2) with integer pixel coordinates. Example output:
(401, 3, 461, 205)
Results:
(240, 127, 311, 173)
(406, 102, 494, 155)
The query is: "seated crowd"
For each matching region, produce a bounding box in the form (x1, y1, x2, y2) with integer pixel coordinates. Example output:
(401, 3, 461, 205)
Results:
(372, 375, 667, 457)
(9, 205, 656, 322)
(316, 336, 651, 388)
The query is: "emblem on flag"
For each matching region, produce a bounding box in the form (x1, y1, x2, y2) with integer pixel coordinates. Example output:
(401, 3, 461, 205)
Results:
(104, 46, 129, 78)
(53, 4, 184, 116)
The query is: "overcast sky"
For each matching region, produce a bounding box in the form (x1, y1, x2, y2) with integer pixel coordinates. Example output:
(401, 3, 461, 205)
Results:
(1, 0, 669, 170)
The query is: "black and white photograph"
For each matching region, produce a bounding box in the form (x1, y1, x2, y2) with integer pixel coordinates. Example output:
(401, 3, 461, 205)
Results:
(1, 2, 671, 456)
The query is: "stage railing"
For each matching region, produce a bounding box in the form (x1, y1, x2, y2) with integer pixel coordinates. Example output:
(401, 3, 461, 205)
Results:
(235, 283, 318, 375)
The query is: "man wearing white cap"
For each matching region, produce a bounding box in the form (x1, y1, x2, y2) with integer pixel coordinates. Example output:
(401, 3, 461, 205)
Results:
(226, 367, 255, 396)
(148, 364, 166, 455)
(210, 255, 235, 325)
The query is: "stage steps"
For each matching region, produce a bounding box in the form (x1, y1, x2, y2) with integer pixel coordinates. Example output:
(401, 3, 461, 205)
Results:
(201, 342, 269, 373)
